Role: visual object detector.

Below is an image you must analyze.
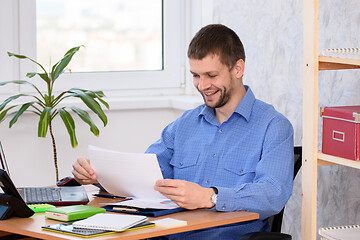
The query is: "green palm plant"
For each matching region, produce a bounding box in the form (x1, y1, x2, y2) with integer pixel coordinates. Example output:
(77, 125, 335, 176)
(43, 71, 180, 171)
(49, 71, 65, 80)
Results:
(0, 46, 109, 182)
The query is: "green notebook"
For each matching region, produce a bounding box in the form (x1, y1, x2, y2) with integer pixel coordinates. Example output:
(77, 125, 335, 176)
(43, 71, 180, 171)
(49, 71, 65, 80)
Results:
(45, 205, 106, 221)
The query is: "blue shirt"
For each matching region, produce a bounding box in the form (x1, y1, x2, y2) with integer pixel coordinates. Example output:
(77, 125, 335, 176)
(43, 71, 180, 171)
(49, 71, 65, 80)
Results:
(146, 86, 294, 239)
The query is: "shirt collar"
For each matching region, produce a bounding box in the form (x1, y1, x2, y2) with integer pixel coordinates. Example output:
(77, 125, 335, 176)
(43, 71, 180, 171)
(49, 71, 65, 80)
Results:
(199, 85, 255, 123)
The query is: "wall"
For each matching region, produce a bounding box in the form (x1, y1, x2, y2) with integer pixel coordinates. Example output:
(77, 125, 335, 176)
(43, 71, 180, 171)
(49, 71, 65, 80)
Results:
(212, 0, 360, 239)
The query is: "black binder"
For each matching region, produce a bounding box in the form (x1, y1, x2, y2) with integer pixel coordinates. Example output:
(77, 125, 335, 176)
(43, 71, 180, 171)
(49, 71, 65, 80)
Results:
(103, 205, 186, 217)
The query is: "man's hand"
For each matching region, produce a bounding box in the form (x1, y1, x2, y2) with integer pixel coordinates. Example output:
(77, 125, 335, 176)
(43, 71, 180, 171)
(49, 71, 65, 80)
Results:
(154, 179, 214, 210)
(72, 157, 98, 185)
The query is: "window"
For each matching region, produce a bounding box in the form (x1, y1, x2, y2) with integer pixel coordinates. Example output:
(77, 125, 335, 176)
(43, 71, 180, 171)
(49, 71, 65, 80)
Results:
(17, 0, 185, 97)
(36, 0, 163, 72)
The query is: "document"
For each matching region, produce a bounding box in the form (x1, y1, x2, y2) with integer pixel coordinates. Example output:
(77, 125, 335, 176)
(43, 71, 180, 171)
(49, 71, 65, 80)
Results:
(110, 198, 179, 210)
(88, 145, 178, 210)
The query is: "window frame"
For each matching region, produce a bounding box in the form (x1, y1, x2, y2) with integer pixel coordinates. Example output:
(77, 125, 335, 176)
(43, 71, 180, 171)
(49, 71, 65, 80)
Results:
(16, 0, 185, 97)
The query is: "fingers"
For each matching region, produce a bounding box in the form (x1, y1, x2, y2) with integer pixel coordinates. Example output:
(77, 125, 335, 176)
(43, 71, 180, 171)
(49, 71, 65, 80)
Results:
(154, 179, 188, 200)
(154, 179, 212, 210)
(72, 157, 98, 185)
(155, 179, 184, 188)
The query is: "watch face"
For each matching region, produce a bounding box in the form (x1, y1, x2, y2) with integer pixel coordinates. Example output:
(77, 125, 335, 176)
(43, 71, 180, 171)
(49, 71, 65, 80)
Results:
(211, 192, 218, 205)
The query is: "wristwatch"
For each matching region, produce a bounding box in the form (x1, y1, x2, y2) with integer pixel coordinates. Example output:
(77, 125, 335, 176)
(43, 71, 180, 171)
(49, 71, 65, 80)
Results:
(210, 187, 218, 206)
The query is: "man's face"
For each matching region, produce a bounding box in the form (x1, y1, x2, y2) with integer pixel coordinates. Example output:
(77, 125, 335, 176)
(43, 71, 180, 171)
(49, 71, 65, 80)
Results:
(190, 54, 241, 109)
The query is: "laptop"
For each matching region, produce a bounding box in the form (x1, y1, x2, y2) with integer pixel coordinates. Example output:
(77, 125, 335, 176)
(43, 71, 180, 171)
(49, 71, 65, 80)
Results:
(0, 141, 89, 206)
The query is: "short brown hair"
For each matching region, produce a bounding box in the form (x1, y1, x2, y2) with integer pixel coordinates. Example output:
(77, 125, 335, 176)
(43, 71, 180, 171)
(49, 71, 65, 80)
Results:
(187, 24, 245, 69)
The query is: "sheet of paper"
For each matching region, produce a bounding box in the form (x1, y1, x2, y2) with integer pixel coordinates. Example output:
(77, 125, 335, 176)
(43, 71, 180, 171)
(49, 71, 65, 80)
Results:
(108, 198, 179, 210)
(88, 145, 166, 200)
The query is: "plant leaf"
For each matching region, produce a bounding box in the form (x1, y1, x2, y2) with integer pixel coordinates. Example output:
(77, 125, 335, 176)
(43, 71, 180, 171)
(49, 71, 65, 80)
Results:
(0, 94, 29, 112)
(38, 107, 52, 137)
(9, 102, 34, 127)
(7, 52, 28, 59)
(38, 73, 51, 83)
(58, 108, 78, 148)
(25, 72, 50, 83)
(0, 80, 42, 95)
(70, 88, 109, 109)
(8, 52, 49, 77)
(26, 72, 37, 78)
(69, 89, 107, 126)
(69, 106, 99, 136)
(0, 105, 17, 122)
(0, 80, 32, 87)
(51, 46, 83, 81)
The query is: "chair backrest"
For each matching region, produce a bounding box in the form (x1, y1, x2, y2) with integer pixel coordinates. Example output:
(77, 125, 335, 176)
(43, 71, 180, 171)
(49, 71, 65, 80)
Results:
(269, 146, 302, 232)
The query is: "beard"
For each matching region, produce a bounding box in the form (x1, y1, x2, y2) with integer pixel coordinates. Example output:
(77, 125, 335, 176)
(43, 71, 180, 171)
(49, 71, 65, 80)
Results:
(201, 87, 232, 109)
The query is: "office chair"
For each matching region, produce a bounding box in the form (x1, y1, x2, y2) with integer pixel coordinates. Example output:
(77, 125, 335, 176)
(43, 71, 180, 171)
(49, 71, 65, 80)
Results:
(239, 146, 302, 240)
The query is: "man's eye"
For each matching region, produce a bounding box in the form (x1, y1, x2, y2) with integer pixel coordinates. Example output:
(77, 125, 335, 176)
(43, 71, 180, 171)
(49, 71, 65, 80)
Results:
(193, 74, 199, 78)
(208, 74, 217, 78)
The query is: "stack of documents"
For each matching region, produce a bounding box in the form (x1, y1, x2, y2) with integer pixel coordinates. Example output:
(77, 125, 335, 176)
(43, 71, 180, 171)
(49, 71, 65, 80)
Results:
(88, 146, 184, 217)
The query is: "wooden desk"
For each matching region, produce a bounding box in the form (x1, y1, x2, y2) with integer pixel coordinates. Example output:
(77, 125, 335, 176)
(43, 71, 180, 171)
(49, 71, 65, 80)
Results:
(0, 186, 259, 239)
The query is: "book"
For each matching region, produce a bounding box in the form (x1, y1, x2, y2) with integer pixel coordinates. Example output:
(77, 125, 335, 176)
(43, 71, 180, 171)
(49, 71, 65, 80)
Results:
(72, 213, 148, 232)
(321, 48, 360, 59)
(319, 224, 360, 240)
(42, 221, 155, 238)
(152, 218, 187, 228)
(45, 205, 106, 221)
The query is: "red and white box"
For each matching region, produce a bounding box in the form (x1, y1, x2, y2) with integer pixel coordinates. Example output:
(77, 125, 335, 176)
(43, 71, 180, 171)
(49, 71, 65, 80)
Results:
(321, 105, 360, 161)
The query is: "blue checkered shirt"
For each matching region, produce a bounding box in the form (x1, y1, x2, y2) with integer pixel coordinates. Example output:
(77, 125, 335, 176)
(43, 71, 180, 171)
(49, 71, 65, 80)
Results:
(146, 86, 294, 240)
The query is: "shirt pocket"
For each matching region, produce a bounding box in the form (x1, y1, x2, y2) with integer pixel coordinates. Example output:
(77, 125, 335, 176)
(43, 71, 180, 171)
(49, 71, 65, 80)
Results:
(224, 160, 256, 184)
(170, 152, 200, 181)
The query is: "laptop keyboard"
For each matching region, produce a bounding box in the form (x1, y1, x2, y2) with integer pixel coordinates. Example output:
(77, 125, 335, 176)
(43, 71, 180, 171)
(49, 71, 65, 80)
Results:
(25, 187, 61, 203)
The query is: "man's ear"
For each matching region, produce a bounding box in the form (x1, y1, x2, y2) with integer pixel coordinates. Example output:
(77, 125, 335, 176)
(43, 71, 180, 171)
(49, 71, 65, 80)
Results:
(233, 59, 245, 78)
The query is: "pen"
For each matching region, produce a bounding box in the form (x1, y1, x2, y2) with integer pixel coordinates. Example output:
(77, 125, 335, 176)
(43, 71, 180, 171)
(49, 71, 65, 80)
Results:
(112, 206, 139, 212)
(93, 194, 131, 200)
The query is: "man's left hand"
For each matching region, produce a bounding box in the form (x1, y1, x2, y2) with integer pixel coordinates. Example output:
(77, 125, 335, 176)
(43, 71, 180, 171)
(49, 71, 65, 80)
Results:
(154, 179, 214, 210)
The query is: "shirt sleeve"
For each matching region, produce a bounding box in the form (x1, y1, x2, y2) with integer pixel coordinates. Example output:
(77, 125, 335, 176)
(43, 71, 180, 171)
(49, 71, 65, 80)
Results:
(145, 121, 176, 179)
(214, 117, 294, 220)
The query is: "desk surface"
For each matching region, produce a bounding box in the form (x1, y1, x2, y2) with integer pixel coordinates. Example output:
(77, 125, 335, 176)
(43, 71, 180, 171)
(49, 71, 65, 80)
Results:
(0, 186, 259, 240)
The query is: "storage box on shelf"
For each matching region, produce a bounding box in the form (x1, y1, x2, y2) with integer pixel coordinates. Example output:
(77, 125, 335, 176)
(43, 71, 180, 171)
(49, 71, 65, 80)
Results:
(321, 105, 360, 161)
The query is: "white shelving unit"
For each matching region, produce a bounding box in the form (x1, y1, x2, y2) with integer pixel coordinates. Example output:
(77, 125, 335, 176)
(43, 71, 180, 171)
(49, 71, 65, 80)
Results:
(301, 1, 360, 239)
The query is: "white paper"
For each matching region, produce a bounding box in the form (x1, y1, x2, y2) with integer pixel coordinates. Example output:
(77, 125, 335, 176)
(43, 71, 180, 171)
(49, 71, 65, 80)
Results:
(109, 198, 179, 210)
(88, 145, 166, 200)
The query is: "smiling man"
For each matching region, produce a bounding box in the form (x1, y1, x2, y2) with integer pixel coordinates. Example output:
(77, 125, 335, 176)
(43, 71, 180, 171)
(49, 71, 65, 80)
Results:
(73, 24, 294, 239)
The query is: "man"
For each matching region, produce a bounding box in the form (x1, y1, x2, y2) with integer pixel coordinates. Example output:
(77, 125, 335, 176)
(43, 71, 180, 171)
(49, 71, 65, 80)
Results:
(73, 24, 294, 239)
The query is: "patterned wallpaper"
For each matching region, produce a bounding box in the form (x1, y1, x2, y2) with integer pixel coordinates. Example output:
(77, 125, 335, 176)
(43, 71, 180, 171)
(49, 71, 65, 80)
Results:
(211, 0, 360, 239)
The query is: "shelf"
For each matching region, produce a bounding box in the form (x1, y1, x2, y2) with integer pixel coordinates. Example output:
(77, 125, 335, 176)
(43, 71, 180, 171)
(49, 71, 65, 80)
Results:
(319, 56, 360, 70)
(317, 152, 360, 169)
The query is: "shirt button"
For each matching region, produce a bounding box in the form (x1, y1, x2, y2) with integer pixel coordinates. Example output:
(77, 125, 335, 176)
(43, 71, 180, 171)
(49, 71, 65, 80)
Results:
(219, 129, 223, 133)
(212, 153, 216, 157)
(179, 162, 183, 166)
(222, 205, 226, 210)
(205, 180, 209, 184)
(239, 169, 243, 173)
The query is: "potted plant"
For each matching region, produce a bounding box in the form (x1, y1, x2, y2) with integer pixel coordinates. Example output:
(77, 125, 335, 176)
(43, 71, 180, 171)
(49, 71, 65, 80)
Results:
(0, 46, 109, 182)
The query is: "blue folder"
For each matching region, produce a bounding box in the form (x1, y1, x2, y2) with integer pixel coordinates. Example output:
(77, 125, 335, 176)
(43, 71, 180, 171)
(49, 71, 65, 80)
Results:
(103, 205, 186, 217)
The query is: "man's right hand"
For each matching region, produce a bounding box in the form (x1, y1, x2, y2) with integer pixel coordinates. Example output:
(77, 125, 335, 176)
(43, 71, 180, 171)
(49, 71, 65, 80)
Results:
(72, 157, 98, 185)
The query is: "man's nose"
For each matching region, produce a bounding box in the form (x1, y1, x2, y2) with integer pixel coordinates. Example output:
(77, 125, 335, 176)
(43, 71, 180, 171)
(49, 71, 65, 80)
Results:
(197, 76, 210, 90)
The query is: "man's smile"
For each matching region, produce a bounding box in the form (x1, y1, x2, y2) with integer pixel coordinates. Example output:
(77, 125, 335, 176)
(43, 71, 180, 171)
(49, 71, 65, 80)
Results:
(203, 90, 219, 96)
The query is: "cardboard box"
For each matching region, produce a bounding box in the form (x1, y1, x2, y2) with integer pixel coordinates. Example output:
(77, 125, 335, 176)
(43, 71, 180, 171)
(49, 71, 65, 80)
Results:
(321, 105, 360, 160)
